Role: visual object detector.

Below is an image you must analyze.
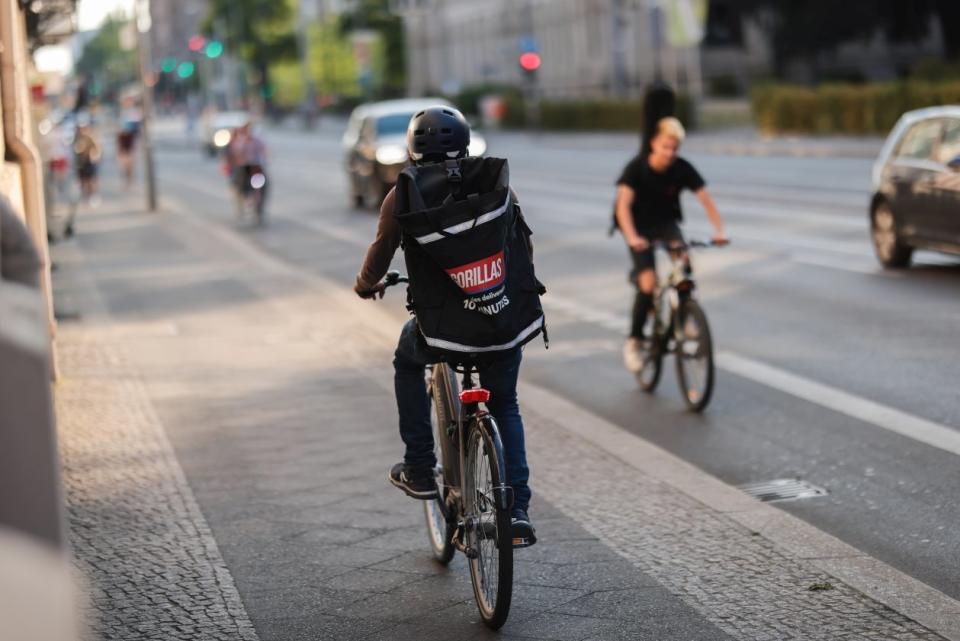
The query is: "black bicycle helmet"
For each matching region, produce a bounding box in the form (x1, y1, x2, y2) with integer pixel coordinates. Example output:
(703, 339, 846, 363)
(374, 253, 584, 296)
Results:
(406, 106, 471, 163)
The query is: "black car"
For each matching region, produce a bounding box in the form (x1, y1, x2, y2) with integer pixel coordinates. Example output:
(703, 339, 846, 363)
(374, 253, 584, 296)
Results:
(870, 106, 960, 268)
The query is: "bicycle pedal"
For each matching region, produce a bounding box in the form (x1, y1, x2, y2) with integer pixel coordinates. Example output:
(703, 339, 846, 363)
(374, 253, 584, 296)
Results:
(512, 537, 533, 548)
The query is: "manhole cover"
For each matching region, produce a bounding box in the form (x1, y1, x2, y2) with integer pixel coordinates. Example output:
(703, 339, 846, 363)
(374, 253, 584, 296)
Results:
(738, 478, 827, 503)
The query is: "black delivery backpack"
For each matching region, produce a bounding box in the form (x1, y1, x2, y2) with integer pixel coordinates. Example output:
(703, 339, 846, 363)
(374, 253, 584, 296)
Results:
(393, 157, 546, 360)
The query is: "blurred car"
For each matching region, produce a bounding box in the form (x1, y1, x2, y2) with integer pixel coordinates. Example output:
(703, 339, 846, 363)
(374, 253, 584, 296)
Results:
(201, 110, 249, 157)
(342, 98, 487, 208)
(870, 106, 960, 268)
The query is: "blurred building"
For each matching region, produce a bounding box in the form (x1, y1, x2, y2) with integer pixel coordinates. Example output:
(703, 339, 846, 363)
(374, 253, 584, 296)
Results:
(394, 0, 706, 100)
(301, 0, 356, 19)
(150, 0, 208, 64)
(394, 0, 950, 100)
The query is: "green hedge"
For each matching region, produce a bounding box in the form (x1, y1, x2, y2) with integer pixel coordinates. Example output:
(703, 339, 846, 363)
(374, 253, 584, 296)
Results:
(452, 89, 693, 132)
(537, 95, 693, 131)
(752, 82, 960, 134)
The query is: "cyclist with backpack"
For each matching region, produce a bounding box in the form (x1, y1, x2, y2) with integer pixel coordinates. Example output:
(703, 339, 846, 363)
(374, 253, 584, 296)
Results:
(354, 107, 544, 546)
(615, 116, 728, 373)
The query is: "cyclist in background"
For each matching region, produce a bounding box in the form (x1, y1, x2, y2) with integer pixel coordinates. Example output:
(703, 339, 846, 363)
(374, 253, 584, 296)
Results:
(225, 120, 267, 197)
(615, 117, 728, 373)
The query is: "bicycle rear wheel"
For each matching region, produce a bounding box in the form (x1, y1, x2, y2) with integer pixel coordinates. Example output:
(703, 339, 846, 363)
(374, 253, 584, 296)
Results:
(465, 416, 513, 629)
(424, 365, 458, 564)
(675, 300, 715, 412)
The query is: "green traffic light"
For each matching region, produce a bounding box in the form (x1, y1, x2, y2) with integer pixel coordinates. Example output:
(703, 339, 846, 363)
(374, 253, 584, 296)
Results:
(205, 40, 224, 59)
(161, 57, 177, 73)
(177, 61, 195, 79)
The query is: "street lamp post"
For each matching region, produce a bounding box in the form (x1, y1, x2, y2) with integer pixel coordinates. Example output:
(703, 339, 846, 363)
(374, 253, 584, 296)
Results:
(136, 0, 157, 212)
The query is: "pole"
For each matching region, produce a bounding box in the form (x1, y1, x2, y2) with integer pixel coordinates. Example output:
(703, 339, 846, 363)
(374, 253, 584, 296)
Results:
(650, 2, 664, 82)
(611, 0, 628, 98)
(297, 1, 317, 129)
(136, 0, 157, 212)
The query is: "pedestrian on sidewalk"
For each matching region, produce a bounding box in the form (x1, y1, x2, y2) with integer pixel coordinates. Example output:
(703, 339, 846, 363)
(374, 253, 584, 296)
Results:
(116, 121, 138, 188)
(353, 106, 541, 545)
(73, 120, 101, 206)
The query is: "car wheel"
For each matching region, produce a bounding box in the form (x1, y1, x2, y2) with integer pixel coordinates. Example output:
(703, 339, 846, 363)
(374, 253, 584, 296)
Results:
(871, 202, 913, 269)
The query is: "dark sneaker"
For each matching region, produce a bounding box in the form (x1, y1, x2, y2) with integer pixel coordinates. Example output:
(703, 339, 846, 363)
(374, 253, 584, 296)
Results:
(511, 509, 537, 548)
(389, 462, 438, 500)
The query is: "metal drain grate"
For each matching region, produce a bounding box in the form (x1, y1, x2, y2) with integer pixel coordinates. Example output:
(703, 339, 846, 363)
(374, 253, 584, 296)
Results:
(738, 478, 828, 503)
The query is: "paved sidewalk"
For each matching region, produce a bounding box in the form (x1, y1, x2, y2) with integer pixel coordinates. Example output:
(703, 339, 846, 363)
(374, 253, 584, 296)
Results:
(51, 182, 953, 640)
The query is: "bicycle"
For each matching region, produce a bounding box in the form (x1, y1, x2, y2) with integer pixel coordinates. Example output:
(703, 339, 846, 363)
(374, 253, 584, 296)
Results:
(635, 239, 726, 412)
(379, 271, 516, 629)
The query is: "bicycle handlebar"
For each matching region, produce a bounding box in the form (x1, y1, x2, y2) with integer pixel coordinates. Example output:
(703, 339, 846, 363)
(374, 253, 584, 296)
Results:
(382, 270, 409, 288)
(651, 238, 730, 250)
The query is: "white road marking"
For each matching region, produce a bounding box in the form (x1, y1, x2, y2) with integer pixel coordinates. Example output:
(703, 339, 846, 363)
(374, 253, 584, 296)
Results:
(718, 351, 960, 458)
(544, 293, 960, 457)
(790, 253, 884, 275)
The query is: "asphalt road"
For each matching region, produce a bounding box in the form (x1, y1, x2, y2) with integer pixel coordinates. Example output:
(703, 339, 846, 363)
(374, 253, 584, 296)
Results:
(152, 122, 960, 600)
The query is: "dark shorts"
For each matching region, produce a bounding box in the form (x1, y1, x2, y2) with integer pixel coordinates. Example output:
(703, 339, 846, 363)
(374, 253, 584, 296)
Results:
(628, 221, 684, 283)
(76, 162, 98, 179)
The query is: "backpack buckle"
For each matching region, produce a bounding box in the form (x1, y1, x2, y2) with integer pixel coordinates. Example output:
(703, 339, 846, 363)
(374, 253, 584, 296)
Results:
(444, 159, 462, 183)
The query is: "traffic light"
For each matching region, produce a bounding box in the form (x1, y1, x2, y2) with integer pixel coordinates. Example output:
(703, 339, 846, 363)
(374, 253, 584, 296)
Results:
(177, 61, 195, 79)
(205, 40, 224, 59)
(161, 57, 177, 73)
(188, 35, 206, 52)
(519, 52, 541, 73)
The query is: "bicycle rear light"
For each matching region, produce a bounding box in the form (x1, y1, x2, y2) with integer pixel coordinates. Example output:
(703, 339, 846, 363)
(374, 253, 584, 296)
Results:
(459, 388, 491, 403)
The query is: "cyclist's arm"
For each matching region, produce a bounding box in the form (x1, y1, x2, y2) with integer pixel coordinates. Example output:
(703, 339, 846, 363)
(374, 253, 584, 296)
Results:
(355, 186, 401, 296)
(694, 187, 727, 241)
(615, 185, 647, 251)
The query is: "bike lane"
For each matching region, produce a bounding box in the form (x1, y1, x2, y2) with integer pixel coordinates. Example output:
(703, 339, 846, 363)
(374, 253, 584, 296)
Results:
(50, 179, 955, 640)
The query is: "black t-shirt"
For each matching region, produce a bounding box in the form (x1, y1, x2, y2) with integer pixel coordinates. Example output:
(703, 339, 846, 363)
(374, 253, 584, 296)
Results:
(616, 155, 705, 229)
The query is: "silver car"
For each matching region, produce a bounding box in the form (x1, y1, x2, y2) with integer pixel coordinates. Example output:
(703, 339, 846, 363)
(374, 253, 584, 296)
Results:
(343, 98, 487, 208)
(870, 106, 960, 268)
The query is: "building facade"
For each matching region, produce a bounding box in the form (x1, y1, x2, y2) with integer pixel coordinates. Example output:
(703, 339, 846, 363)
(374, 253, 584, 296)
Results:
(394, 0, 706, 100)
(150, 0, 207, 65)
(394, 0, 948, 101)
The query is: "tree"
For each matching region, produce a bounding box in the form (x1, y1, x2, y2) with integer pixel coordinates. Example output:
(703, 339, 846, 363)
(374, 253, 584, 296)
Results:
(74, 16, 138, 102)
(735, 0, 958, 80)
(202, 0, 298, 110)
(339, 0, 406, 96)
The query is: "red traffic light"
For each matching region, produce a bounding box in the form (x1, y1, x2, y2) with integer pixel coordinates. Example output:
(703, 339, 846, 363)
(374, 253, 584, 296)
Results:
(188, 35, 206, 52)
(519, 52, 541, 72)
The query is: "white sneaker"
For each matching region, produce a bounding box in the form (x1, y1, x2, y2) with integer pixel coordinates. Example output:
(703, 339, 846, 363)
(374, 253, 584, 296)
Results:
(623, 337, 645, 373)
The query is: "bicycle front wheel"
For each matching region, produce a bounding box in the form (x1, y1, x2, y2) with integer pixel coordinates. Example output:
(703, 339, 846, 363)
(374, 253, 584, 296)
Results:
(636, 306, 664, 391)
(465, 416, 513, 629)
(675, 300, 715, 412)
(423, 366, 458, 564)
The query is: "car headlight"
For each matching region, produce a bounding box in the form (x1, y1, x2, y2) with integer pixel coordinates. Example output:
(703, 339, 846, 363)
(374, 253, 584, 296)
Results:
(213, 129, 232, 147)
(468, 137, 487, 157)
(375, 145, 408, 166)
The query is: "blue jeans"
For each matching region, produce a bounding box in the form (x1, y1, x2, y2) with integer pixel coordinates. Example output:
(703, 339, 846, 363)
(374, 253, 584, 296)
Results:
(393, 319, 532, 512)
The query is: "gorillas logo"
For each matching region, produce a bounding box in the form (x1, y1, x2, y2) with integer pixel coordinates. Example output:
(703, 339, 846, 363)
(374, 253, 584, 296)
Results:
(446, 251, 505, 294)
